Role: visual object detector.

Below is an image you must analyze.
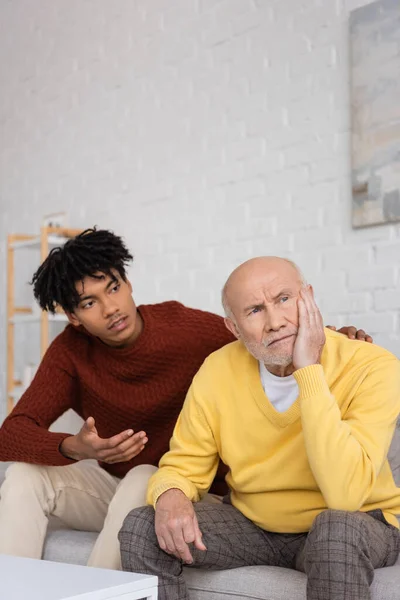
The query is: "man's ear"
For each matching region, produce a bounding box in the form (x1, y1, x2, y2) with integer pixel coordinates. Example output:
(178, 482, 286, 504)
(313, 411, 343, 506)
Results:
(66, 311, 80, 327)
(224, 317, 240, 340)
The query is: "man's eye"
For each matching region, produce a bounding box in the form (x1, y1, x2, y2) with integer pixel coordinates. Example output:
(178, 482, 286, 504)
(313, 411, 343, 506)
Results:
(250, 307, 261, 315)
(82, 301, 94, 309)
(111, 284, 120, 293)
(280, 296, 289, 303)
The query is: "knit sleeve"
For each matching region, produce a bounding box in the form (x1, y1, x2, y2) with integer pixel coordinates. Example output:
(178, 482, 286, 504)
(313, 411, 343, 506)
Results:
(0, 332, 79, 465)
(294, 357, 400, 511)
(147, 371, 220, 507)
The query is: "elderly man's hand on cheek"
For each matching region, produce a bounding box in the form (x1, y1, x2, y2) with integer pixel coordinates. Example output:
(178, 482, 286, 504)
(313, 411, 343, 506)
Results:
(292, 284, 326, 371)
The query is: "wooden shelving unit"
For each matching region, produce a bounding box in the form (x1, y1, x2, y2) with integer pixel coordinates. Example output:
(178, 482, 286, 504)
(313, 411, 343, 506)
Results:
(7, 226, 82, 414)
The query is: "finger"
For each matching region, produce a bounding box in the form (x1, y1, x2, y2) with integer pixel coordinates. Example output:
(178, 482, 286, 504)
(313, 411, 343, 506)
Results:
(182, 518, 196, 545)
(96, 429, 136, 452)
(123, 444, 147, 461)
(326, 325, 336, 331)
(156, 520, 185, 559)
(310, 295, 324, 331)
(307, 285, 322, 321)
(104, 443, 147, 464)
(110, 432, 147, 454)
(297, 294, 309, 327)
(171, 531, 193, 564)
(355, 330, 373, 343)
(84, 416, 96, 431)
(99, 435, 147, 462)
(159, 524, 193, 562)
(193, 515, 206, 551)
(157, 533, 167, 552)
(157, 530, 175, 555)
(300, 286, 314, 318)
(355, 329, 367, 340)
(346, 326, 357, 340)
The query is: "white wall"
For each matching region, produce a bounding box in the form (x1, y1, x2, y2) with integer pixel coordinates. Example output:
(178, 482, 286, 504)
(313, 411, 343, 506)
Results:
(1, 0, 399, 420)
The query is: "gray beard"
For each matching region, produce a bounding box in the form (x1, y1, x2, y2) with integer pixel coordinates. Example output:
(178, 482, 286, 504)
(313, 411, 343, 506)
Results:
(263, 354, 293, 368)
(241, 338, 293, 368)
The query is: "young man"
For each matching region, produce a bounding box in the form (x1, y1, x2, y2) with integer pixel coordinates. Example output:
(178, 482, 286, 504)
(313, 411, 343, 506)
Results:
(0, 230, 369, 570)
(119, 257, 400, 600)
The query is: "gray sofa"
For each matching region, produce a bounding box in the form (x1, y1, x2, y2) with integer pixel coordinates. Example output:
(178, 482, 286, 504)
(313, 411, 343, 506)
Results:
(1, 419, 400, 599)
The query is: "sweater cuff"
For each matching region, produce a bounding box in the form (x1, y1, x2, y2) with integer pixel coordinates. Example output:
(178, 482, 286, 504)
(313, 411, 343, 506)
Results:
(148, 478, 198, 509)
(293, 364, 330, 399)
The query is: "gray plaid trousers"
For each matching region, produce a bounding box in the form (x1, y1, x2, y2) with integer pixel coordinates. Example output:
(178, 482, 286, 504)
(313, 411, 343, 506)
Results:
(119, 503, 400, 600)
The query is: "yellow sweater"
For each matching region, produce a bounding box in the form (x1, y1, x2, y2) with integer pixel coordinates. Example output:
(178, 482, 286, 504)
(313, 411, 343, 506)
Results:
(148, 329, 400, 532)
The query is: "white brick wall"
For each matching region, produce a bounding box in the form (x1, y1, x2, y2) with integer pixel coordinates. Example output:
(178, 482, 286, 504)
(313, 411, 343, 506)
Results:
(1, 0, 399, 420)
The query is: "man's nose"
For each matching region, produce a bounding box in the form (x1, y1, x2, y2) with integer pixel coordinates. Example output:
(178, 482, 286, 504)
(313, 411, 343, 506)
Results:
(103, 298, 119, 318)
(264, 307, 285, 332)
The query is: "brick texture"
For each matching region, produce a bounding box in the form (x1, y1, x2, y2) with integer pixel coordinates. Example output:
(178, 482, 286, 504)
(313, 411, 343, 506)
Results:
(0, 0, 399, 421)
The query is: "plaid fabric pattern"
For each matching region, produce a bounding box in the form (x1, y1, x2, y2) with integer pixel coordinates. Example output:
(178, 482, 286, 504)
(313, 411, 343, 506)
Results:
(119, 503, 400, 600)
(300, 508, 400, 600)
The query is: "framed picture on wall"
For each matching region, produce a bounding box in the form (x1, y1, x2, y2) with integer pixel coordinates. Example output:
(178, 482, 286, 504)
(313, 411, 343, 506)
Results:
(350, 0, 400, 228)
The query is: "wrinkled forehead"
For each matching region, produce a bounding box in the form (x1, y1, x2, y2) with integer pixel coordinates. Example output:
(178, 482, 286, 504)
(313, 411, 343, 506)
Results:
(229, 267, 303, 311)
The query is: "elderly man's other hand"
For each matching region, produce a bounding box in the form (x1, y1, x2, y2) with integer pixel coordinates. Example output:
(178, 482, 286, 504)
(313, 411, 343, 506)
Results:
(327, 325, 373, 343)
(293, 285, 326, 371)
(155, 488, 206, 564)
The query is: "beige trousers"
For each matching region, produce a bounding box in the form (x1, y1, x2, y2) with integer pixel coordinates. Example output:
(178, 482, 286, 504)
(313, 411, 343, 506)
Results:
(0, 460, 157, 570)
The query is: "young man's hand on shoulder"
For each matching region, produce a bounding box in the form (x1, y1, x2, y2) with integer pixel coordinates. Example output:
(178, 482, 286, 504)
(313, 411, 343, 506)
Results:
(327, 325, 373, 343)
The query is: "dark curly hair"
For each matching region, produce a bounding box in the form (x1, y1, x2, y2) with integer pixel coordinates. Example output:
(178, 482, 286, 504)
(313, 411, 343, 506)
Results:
(31, 228, 133, 313)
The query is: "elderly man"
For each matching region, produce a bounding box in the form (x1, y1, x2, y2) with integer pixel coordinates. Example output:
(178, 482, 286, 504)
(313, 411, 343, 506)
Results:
(119, 257, 400, 600)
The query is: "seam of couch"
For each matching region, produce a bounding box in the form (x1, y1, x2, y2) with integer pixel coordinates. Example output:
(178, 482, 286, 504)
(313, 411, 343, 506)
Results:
(187, 585, 267, 600)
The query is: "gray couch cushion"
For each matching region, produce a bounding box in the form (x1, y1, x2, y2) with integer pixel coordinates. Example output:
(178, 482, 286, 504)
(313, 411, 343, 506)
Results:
(0, 462, 11, 480)
(43, 529, 97, 565)
(184, 566, 305, 600)
(184, 565, 400, 600)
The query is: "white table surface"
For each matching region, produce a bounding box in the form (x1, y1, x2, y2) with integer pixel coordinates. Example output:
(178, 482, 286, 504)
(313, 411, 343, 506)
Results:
(0, 555, 158, 600)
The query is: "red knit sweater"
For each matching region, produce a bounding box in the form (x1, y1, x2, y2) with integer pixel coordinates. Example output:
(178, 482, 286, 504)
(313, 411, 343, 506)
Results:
(0, 302, 234, 489)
